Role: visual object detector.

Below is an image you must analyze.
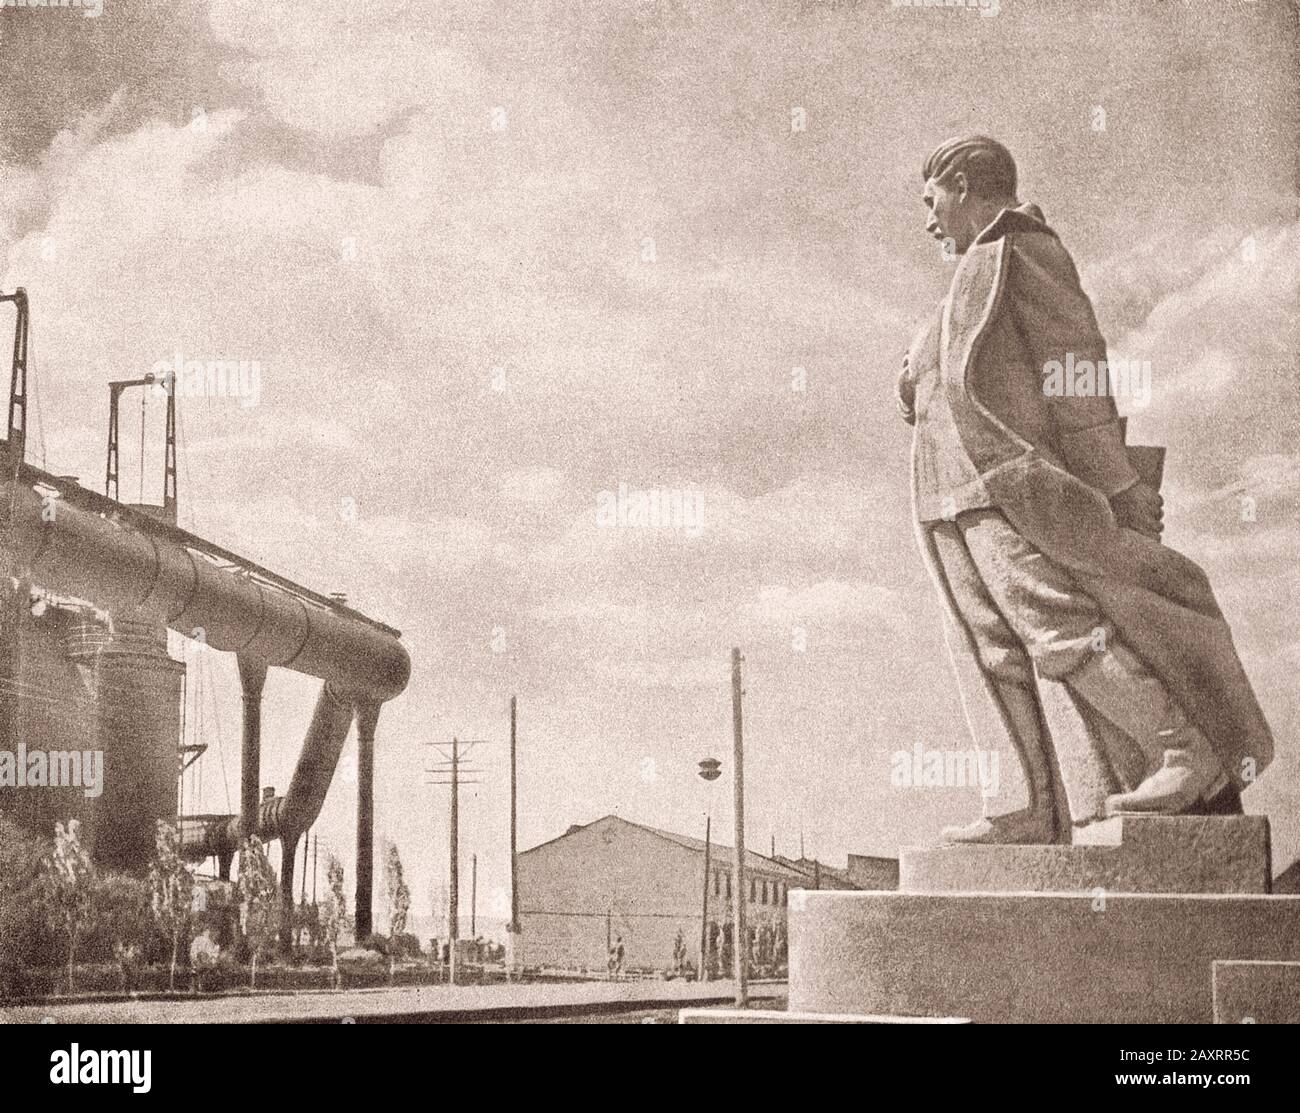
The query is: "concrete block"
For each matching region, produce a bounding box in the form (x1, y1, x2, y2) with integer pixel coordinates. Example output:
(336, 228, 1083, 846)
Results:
(679, 1007, 968, 1024)
(1212, 960, 1300, 1024)
(899, 815, 1270, 895)
(787, 889, 1300, 1024)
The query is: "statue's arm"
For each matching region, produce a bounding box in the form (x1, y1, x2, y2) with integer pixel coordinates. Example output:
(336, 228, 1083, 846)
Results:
(1006, 234, 1139, 498)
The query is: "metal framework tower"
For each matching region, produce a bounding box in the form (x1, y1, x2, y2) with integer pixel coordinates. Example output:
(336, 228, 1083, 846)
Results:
(3, 288, 28, 464)
(106, 372, 176, 518)
(0, 289, 29, 760)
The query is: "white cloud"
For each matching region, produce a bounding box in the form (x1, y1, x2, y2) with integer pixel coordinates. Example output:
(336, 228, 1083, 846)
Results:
(748, 581, 907, 631)
(498, 467, 571, 507)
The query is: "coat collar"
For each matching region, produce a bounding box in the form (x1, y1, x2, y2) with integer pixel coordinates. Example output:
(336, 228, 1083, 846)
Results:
(973, 201, 1054, 246)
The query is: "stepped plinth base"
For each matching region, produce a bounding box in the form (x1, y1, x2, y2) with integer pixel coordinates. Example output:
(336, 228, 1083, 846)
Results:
(900, 815, 1270, 895)
(787, 889, 1300, 1024)
(1212, 960, 1300, 1024)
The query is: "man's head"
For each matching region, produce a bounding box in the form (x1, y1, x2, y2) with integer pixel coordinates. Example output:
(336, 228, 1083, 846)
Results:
(921, 135, 1018, 255)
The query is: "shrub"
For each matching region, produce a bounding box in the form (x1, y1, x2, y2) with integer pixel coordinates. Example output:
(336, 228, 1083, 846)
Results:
(0, 814, 56, 996)
(84, 874, 165, 966)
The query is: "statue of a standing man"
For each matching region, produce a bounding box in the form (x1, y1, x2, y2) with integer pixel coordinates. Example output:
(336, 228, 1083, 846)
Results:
(897, 135, 1273, 844)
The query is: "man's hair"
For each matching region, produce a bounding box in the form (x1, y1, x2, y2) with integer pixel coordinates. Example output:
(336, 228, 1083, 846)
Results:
(922, 135, 1017, 199)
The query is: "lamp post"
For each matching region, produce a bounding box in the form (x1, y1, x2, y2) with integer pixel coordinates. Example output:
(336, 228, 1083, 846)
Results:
(730, 647, 747, 1008)
(697, 757, 721, 980)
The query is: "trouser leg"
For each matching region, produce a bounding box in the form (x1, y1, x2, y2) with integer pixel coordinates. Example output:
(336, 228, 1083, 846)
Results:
(957, 511, 1226, 817)
(927, 519, 1065, 843)
(1065, 642, 1228, 815)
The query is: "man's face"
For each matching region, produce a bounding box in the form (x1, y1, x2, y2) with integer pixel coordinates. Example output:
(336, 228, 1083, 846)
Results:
(922, 174, 966, 254)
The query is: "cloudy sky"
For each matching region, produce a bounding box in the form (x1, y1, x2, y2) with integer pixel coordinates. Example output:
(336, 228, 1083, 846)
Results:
(2, 0, 1297, 925)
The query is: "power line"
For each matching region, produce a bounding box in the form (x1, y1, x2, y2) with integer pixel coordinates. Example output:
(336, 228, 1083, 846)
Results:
(138, 387, 146, 504)
(27, 324, 46, 469)
(176, 401, 196, 533)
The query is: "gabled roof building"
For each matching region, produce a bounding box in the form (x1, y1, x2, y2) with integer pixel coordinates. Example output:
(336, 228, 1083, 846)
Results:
(516, 814, 865, 974)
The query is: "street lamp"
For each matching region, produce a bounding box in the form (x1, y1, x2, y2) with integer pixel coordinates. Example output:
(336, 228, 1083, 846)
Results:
(697, 758, 722, 980)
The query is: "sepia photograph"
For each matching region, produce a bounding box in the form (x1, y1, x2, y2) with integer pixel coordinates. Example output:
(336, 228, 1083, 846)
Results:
(0, 0, 1296, 1091)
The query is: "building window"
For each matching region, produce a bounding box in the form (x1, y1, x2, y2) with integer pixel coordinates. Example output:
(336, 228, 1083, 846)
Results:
(774, 881, 781, 904)
(714, 870, 720, 897)
(783, 884, 788, 906)
(761, 880, 768, 904)
(750, 878, 756, 902)
(725, 872, 731, 900)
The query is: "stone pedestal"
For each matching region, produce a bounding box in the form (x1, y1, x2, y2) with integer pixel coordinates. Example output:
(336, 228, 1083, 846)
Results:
(774, 815, 1296, 1024)
(787, 888, 1300, 1024)
(1212, 960, 1300, 1024)
(900, 815, 1271, 895)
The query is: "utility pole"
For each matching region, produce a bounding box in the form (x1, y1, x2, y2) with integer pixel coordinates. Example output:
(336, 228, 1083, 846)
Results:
(423, 734, 488, 987)
(450, 735, 459, 982)
(730, 647, 748, 1007)
(509, 696, 520, 962)
(311, 832, 318, 904)
(700, 814, 711, 980)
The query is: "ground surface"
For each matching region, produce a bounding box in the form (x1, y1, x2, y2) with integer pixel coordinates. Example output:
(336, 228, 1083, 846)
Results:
(1, 980, 785, 1024)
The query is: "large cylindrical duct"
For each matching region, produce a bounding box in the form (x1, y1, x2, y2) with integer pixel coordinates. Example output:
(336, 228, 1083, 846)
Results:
(8, 482, 409, 701)
(92, 616, 185, 871)
(180, 682, 356, 861)
(274, 683, 356, 839)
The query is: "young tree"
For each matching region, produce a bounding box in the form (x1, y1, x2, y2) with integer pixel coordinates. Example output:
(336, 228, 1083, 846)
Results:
(384, 843, 411, 984)
(236, 836, 279, 989)
(39, 820, 98, 995)
(147, 820, 194, 992)
(319, 855, 348, 989)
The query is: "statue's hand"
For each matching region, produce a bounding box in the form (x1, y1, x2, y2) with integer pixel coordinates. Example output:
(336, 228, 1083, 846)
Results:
(896, 355, 916, 425)
(1110, 481, 1163, 539)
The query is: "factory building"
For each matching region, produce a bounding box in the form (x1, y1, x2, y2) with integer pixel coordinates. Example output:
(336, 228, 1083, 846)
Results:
(0, 288, 410, 940)
(516, 814, 865, 974)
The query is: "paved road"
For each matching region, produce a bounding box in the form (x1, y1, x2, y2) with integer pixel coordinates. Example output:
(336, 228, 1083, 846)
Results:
(1, 980, 783, 1024)
(518, 994, 789, 1024)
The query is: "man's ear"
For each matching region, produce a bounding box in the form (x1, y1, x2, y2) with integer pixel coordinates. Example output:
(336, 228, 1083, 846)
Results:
(952, 170, 970, 203)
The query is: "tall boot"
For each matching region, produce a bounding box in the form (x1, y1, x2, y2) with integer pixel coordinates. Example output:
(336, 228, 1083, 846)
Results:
(1066, 642, 1227, 816)
(940, 682, 1064, 845)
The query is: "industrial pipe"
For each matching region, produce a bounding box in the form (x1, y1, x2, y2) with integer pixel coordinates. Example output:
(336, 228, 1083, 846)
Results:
(237, 654, 268, 842)
(8, 467, 405, 938)
(180, 682, 357, 860)
(7, 480, 409, 700)
(354, 701, 380, 940)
